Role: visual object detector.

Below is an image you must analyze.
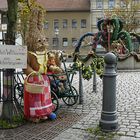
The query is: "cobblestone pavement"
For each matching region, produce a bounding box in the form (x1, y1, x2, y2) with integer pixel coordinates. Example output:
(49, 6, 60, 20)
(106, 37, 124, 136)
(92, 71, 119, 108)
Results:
(1, 70, 140, 140)
(53, 71, 140, 140)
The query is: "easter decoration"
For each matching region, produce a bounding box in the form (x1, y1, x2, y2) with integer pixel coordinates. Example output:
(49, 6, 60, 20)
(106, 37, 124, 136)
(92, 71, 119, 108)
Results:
(23, 7, 56, 122)
(72, 15, 140, 80)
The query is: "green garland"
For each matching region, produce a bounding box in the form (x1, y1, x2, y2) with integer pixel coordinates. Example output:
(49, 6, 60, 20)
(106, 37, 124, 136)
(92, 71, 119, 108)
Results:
(72, 54, 104, 80)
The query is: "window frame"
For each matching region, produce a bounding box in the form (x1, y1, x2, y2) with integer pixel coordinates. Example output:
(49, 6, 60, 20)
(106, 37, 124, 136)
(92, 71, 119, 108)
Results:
(96, 0, 103, 9)
(72, 19, 77, 28)
(72, 38, 77, 47)
(62, 38, 68, 47)
(120, 0, 126, 7)
(1, 14, 7, 24)
(54, 19, 59, 29)
(62, 19, 68, 28)
(81, 19, 87, 28)
(44, 21, 49, 29)
(52, 37, 59, 47)
(133, 0, 140, 4)
(108, 0, 115, 9)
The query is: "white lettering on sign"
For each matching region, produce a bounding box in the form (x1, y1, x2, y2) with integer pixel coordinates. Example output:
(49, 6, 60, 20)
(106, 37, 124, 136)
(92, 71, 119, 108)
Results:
(0, 45, 27, 69)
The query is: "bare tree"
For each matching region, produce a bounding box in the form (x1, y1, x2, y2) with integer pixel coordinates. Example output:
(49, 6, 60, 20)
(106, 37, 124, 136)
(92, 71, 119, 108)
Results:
(105, 0, 140, 33)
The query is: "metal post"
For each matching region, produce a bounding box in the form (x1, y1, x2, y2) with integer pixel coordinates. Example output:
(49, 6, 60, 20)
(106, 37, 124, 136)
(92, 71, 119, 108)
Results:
(2, 69, 15, 121)
(93, 70, 96, 92)
(79, 68, 84, 104)
(99, 52, 118, 132)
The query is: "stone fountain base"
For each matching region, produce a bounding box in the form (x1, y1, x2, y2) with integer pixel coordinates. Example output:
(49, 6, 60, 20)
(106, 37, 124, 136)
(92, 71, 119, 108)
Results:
(117, 53, 140, 69)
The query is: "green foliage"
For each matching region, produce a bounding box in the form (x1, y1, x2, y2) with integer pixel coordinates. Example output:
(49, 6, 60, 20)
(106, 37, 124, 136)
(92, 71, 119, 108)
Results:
(105, 0, 140, 33)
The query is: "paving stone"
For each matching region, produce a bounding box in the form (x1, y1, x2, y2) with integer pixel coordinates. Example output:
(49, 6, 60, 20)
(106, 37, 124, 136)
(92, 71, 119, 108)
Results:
(122, 122, 130, 125)
(117, 136, 137, 140)
(131, 123, 140, 127)
(127, 125, 136, 129)
(119, 128, 130, 132)
(135, 132, 140, 138)
(126, 132, 135, 137)
(130, 129, 140, 133)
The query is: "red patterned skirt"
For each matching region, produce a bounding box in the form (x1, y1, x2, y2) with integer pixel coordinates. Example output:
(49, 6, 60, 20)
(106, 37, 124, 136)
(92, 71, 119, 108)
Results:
(24, 74, 55, 120)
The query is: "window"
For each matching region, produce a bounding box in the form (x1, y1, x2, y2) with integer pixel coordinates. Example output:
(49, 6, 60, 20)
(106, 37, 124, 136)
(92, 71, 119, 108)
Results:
(63, 19, 68, 28)
(72, 38, 77, 47)
(62, 38, 68, 47)
(54, 19, 59, 29)
(133, 0, 140, 4)
(1, 14, 7, 24)
(44, 21, 49, 29)
(81, 19, 86, 28)
(72, 19, 77, 28)
(109, 0, 115, 9)
(120, 0, 126, 7)
(53, 38, 59, 47)
(96, 0, 103, 9)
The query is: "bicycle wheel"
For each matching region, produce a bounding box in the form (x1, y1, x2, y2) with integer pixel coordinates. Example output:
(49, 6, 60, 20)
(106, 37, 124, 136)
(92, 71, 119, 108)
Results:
(62, 86, 79, 106)
(14, 83, 24, 107)
(51, 91, 59, 112)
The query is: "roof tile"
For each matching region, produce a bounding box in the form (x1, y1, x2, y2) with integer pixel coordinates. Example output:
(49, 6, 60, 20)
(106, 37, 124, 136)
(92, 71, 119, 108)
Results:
(0, 0, 90, 12)
(37, 0, 90, 11)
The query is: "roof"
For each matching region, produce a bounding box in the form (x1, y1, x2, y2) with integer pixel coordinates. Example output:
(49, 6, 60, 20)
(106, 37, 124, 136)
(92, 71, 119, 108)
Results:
(37, 0, 90, 11)
(0, 0, 90, 12)
(0, 0, 7, 11)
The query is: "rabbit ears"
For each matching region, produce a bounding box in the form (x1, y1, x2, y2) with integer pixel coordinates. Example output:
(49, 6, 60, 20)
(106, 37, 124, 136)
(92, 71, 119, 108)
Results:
(26, 7, 46, 52)
(28, 8, 45, 32)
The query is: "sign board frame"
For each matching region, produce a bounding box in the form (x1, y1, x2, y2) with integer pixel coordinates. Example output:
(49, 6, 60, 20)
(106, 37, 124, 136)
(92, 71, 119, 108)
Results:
(0, 45, 27, 69)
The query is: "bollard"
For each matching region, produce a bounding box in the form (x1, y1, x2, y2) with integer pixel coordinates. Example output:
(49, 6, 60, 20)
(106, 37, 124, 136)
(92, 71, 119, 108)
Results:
(93, 70, 96, 92)
(79, 68, 84, 104)
(99, 52, 118, 132)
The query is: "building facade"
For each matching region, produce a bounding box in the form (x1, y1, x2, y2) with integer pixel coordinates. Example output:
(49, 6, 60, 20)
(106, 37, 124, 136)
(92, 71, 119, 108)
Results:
(38, 0, 91, 53)
(0, 0, 7, 44)
(0, 0, 140, 53)
(90, 0, 140, 33)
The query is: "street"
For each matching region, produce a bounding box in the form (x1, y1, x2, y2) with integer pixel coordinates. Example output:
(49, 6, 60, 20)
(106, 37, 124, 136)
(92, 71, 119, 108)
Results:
(0, 70, 140, 139)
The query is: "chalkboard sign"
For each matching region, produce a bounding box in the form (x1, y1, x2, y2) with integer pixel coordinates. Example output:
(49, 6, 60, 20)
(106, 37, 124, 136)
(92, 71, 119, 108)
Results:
(0, 45, 27, 68)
